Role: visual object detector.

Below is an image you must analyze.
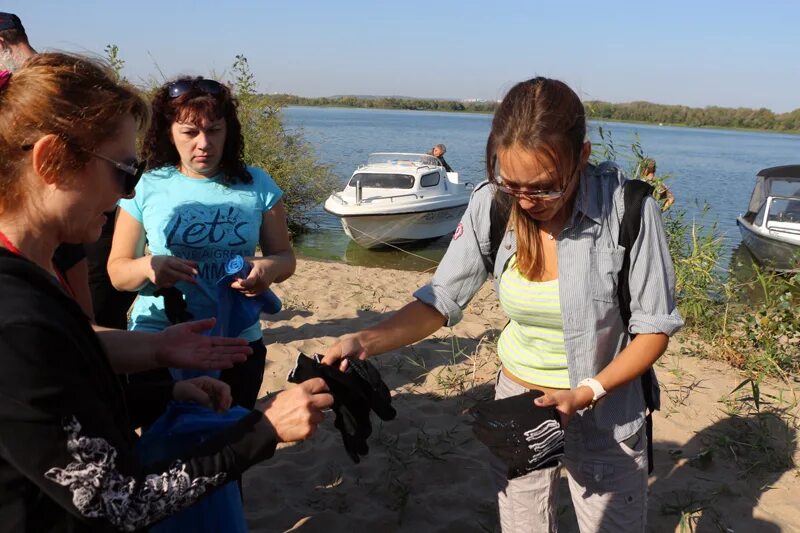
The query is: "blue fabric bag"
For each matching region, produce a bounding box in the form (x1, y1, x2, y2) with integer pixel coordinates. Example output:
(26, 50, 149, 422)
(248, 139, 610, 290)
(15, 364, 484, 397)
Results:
(137, 402, 251, 533)
(212, 255, 282, 338)
(170, 255, 281, 382)
(145, 255, 281, 530)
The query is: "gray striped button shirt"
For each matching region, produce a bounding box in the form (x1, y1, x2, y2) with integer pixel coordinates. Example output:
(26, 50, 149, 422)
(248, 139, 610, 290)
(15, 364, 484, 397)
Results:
(414, 161, 683, 449)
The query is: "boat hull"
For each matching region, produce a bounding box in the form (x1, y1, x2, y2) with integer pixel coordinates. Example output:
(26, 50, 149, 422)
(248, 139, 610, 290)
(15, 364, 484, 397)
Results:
(737, 217, 800, 271)
(337, 204, 467, 249)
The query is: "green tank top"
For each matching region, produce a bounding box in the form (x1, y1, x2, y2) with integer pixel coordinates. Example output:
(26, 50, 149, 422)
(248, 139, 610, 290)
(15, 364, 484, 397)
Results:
(497, 256, 569, 388)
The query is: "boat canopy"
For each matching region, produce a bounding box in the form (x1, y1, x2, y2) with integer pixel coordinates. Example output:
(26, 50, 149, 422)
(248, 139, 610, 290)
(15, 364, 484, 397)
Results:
(367, 152, 441, 168)
(747, 165, 800, 214)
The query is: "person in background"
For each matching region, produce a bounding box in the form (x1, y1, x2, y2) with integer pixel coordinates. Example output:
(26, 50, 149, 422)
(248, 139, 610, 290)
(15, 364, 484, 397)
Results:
(0, 12, 35, 71)
(0, 52, 333, 531)
(325, 78, 682, 532)
(428, 143, 454, 172)
(639, 157, 675, 211)
(109, 76, 296, 410)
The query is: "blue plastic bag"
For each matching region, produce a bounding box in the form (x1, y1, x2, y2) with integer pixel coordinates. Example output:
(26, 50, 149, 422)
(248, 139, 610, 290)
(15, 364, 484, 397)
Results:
(137, 402, 251, 533)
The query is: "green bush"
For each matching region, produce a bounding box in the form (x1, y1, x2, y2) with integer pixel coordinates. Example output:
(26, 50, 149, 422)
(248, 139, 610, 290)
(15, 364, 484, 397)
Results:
(229, 55, 339, 233)
(593, 129, 800, 376)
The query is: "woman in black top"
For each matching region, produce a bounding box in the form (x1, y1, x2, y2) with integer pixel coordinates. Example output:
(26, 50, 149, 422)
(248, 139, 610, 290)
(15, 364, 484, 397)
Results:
(0, 53, 333, 532)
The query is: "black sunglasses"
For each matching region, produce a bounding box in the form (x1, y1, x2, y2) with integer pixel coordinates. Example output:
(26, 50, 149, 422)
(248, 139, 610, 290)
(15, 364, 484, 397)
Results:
(167, 79, 225, 99)
(84, 150, 145, 198)
(21, 143, 144, 198)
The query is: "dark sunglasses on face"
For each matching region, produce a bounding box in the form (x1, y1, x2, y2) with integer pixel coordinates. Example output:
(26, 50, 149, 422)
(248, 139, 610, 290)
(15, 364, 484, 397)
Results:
(495, 177, 565, 201)
(84, 150, 145, 198)
(167, 79, 225, 99)
(21, 144, 144, 197)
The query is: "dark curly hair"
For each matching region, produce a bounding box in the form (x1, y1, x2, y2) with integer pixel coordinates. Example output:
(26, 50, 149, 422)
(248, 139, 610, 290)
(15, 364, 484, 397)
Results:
(142, 76, 251, 185)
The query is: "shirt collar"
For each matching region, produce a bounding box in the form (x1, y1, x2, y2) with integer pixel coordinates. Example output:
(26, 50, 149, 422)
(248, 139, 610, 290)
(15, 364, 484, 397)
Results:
(570, 164, 603, 226)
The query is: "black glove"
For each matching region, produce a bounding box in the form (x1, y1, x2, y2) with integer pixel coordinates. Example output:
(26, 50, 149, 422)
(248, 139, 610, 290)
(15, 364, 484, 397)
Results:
(287, 353, 396, 463)
(469, 391, 564, 479)
(154, 287, 193, 325)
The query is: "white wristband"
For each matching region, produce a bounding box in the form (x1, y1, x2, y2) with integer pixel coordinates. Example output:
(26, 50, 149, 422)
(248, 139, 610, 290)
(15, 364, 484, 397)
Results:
(577, 378, 606, 408)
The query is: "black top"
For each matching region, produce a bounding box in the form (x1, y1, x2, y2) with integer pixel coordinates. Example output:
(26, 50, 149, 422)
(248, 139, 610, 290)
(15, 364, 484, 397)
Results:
(0, 248, 278, 532)
(437, 156, 454, 173)
(52, 243, 87, 277)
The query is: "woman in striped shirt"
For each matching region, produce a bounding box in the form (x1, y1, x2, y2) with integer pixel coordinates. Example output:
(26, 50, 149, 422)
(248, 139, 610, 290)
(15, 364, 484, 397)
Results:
(324, 77, 683, 532)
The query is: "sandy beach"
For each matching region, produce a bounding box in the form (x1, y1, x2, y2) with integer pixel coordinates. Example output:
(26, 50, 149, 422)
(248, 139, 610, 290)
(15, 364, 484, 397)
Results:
(243, 258, 800, 533)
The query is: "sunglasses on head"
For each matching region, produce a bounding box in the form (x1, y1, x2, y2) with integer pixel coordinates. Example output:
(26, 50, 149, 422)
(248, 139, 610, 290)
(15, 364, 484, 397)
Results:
(167, 79, 225, 99)
(21, 143, 145, 198)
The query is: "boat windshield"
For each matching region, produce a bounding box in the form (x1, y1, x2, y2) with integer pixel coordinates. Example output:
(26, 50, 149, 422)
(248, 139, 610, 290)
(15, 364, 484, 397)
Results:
(769, 179, 800, 198)
(767, 198, 800, 225)
(748, 177, 800, 214)
(367, 153, 441, 168)
(348, 172, 415, 189)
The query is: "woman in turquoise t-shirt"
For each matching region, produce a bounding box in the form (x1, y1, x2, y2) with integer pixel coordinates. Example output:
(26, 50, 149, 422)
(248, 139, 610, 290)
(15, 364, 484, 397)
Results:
(109, 77, 296, 409)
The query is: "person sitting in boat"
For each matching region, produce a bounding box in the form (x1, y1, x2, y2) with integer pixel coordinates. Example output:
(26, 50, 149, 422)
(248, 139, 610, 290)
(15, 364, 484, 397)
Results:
(428, 143, 454, 172)
(639, 158, 675, 211)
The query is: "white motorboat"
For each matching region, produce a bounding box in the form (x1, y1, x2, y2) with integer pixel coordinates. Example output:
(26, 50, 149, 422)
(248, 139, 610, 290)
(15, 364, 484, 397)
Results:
(324, 153, 473, 249)
(736, 165, 800, 271)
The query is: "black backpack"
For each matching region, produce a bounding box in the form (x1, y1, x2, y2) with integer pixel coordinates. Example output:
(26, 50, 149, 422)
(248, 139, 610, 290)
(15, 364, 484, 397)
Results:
(487, 179, 657, 473)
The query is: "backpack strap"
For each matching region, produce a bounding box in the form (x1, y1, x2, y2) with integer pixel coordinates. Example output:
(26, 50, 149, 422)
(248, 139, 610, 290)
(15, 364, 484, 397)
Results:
(617, 178, 656, 474)
(617, 179, 654, 327)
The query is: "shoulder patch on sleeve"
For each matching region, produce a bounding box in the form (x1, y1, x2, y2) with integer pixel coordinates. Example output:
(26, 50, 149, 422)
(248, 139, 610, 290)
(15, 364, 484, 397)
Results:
(453, 222, 464, 241)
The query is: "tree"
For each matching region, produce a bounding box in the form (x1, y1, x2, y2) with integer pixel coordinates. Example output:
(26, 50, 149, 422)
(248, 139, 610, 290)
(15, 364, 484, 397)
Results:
(230, 55, 338, 232)
(103, 44, 126, 82)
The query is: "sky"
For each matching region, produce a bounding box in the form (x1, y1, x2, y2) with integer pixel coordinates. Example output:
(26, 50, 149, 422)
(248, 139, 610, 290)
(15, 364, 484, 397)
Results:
(7, 0, 800, 112)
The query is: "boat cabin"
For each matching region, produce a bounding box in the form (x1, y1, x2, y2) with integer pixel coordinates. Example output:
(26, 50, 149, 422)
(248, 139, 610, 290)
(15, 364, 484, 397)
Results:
(742, 165, 800, 236)
(346, 153, 467, 200)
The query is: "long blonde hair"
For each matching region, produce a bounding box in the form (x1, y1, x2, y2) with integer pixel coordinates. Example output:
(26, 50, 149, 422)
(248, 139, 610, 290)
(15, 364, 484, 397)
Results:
(486, 78, 586, 280)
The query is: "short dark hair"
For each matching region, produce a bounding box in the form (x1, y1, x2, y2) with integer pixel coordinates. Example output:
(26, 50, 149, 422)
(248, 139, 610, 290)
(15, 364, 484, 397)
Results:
(0, 13, 28, 45)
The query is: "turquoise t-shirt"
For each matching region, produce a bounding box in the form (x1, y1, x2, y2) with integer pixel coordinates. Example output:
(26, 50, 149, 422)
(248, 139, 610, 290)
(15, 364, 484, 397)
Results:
(119, 165, 283, 342)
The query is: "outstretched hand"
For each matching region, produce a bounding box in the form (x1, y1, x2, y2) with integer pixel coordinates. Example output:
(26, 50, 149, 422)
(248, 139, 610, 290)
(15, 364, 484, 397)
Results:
(321, 334, 368, 371)
(155, 318, 251, 370)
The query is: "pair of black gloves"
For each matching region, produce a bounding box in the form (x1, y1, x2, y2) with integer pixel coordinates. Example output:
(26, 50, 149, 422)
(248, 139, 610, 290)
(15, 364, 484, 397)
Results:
(469, 391, 565, 479)
(288, 353, 396, 463)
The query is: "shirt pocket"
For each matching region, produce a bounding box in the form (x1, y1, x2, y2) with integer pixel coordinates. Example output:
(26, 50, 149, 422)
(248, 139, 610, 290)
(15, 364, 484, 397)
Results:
(590, 246, 625, 303)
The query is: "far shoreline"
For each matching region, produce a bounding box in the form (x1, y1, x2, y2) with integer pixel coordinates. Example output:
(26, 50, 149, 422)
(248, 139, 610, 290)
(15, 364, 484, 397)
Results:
(282, 104, 800, 137)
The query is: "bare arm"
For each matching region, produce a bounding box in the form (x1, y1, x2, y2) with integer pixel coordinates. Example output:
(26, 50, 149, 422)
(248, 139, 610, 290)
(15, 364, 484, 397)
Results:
(593, 333, 668, 394)
(535, 333, 668, 424)
(94, 319, 251, 374)
(230, 200, 296, 294)
(95, 326, 162, 373)
(108, 209, 197, 291)
(322, 300, 447, 367)
(107, 209, 150, 291)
